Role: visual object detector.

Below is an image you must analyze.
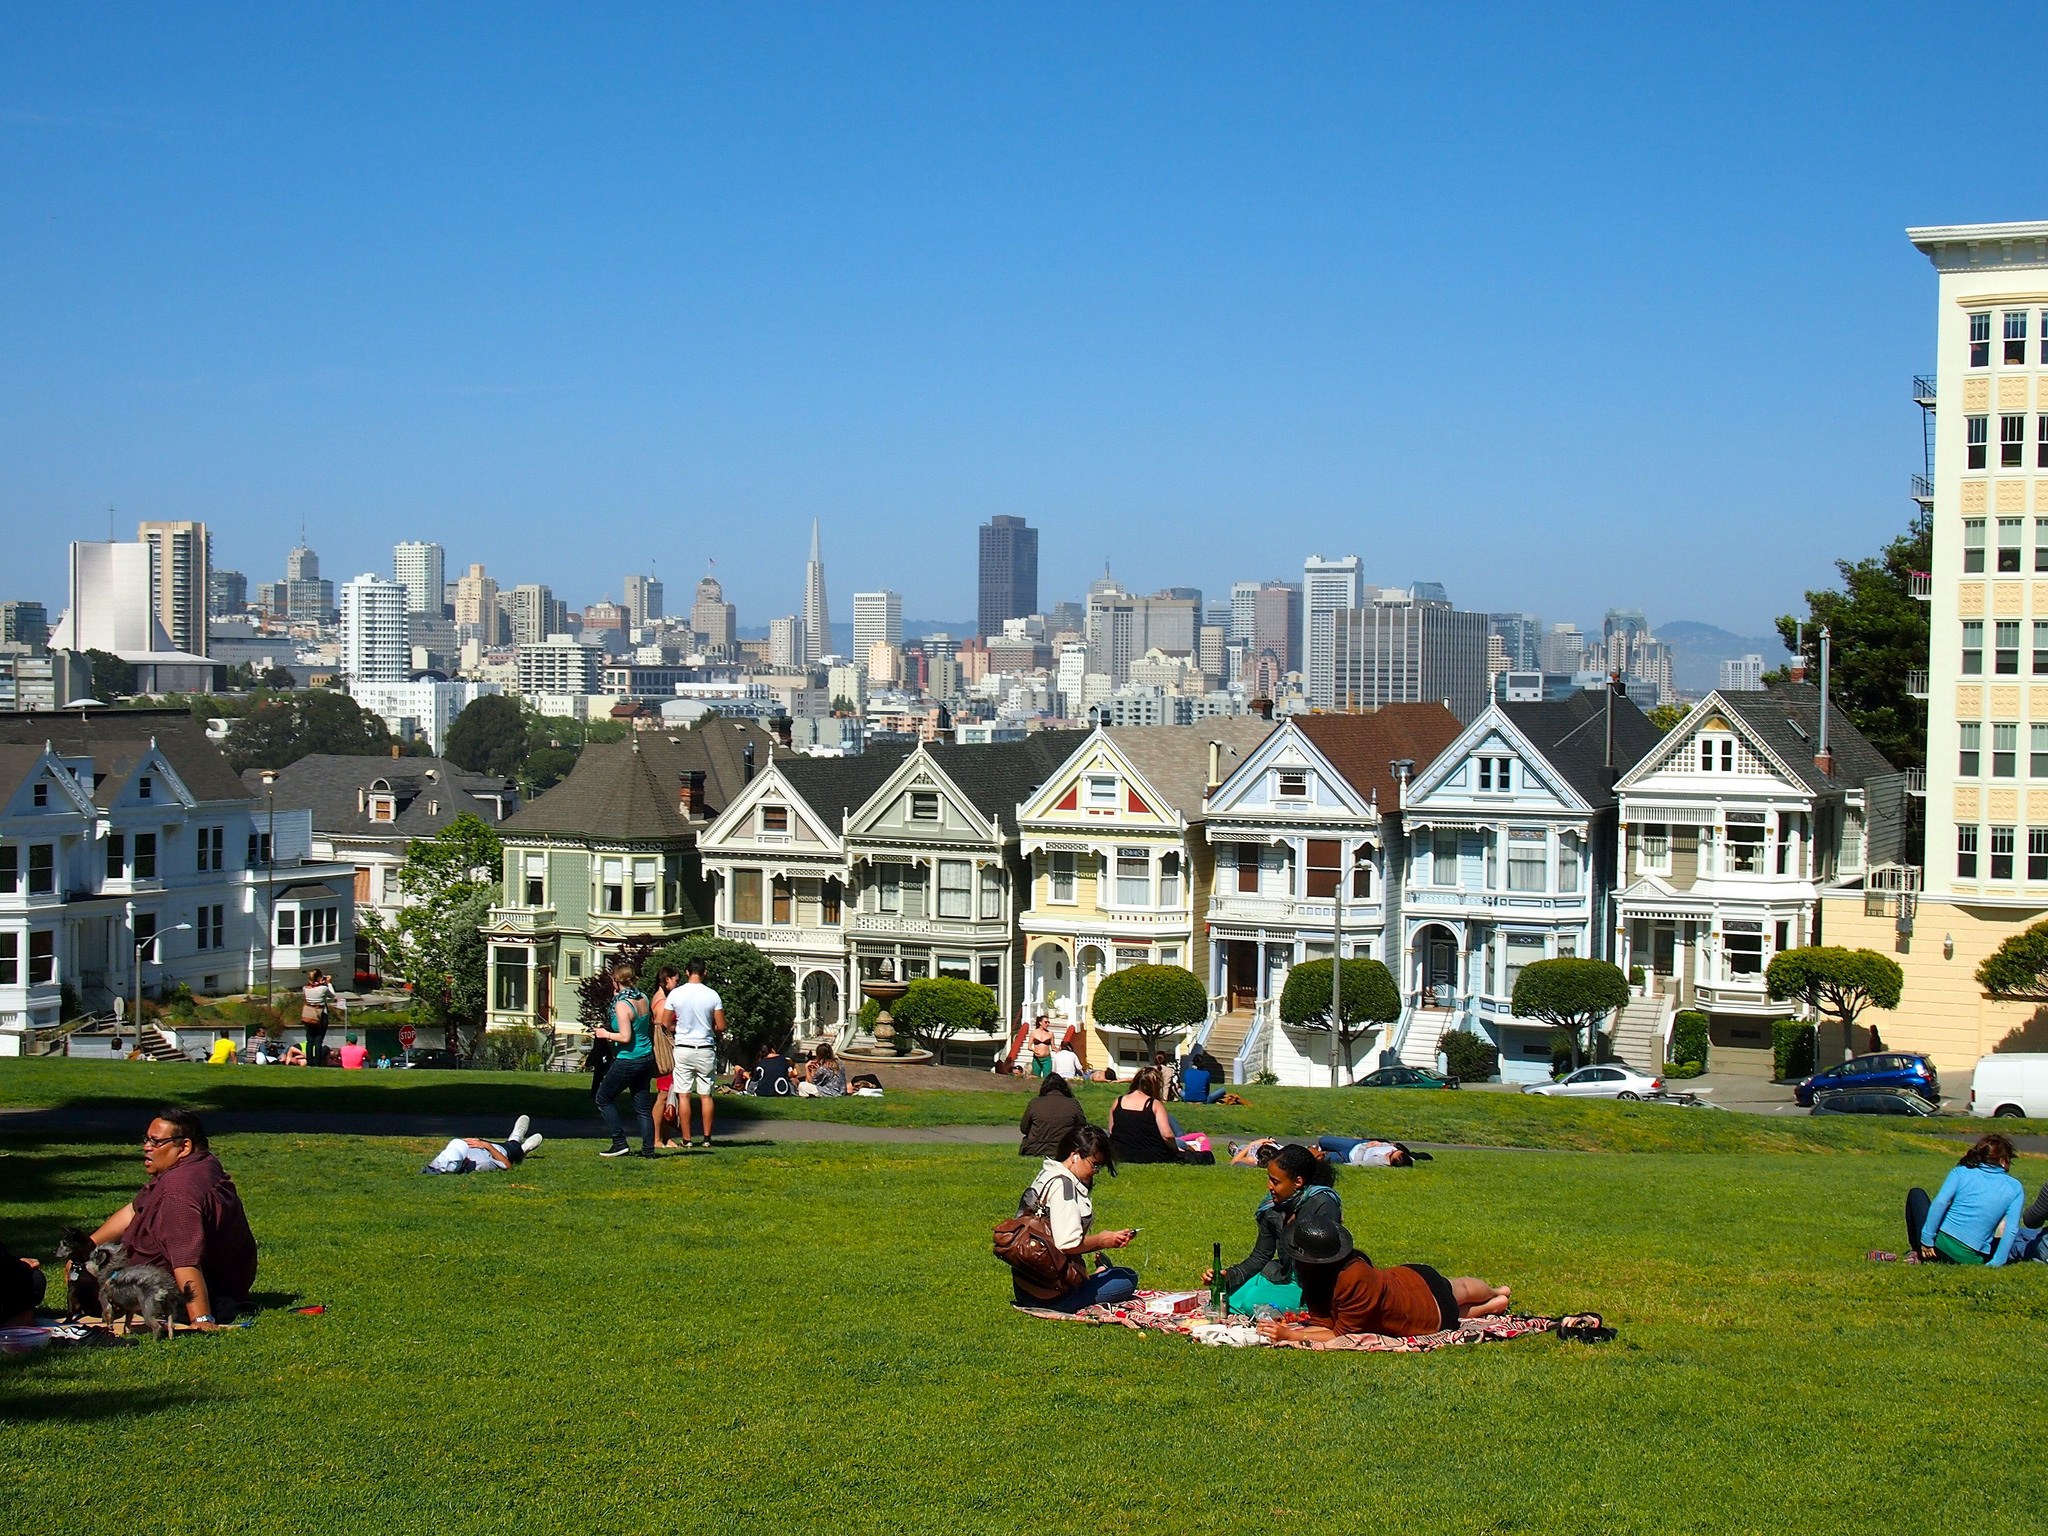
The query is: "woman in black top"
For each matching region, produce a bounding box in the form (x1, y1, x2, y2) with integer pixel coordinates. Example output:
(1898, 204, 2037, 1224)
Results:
(1018, 1073, 1089, 1157)
(1110, 1066, 1204, 1163)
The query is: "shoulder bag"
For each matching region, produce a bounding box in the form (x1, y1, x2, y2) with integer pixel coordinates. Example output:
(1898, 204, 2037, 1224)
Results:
(993, 1175, 1087, 1294)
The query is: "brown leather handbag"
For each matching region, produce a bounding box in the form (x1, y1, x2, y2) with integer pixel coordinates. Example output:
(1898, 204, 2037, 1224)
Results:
(993, 1177, 1085, 1294)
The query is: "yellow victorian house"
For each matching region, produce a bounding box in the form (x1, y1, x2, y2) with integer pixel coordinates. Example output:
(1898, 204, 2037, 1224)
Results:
(1017, 718, 1274, 1068)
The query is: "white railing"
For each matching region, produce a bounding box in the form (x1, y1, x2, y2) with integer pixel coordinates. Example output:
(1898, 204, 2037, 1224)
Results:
(1194, 993, 1227, 1052)
(1232, 1000, 1270, 1085)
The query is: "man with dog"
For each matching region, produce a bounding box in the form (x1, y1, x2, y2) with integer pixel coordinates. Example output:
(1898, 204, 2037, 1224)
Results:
(90, 1108, 257, 1331)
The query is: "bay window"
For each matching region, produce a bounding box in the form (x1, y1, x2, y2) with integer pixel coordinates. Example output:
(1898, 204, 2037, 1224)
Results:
(733, 869, 763, 924)
(1114, 847, 1150, 906)
(1556, 831, 1581, 893)
(1050, 851, 1077, 902)
(1507, 829, 1546, 892)
(979, 864, 1003, 919)
(1158, 851, 1181, 907)
(937, 860, 973, 919)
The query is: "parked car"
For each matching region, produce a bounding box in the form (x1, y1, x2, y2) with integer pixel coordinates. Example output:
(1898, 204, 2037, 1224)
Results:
(1794, 1052, 1939, 1107)
(1354, 1065, 1459, 1090)
(1524, 1065, 1664, 1099)
(1970, 1053, 2048, 1118)
(1810, 1086, 1939, 1117)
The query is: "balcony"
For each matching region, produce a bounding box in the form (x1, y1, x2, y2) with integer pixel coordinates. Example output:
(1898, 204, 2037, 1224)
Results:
(1912, 375, 1937, 408)
(1903, 768, 1926, 797)
(1907, 670, 1929, 699)
(489, 904, 557, 933)
(721, 920, 845, 953)
(848, 911, 1011, 942)
(1911, 474, 1932, 509)
(1207, 893, 1381, 928)
(1909, 571, 1932, 600)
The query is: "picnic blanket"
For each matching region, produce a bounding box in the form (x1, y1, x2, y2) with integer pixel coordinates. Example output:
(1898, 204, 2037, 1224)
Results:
(1014, 1290, 1562, 1351)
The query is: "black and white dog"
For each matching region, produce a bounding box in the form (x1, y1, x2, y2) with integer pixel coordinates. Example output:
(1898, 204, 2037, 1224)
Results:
(84, 1243, 183, 1339)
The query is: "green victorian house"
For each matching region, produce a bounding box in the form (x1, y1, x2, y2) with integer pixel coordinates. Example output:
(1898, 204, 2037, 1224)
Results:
(484, 720, 778, 1034)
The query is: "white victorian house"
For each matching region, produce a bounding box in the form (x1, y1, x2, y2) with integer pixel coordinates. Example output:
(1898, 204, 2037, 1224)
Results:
(1200, 705, 1463, 1085)
(1395, 690, 1661, 1083)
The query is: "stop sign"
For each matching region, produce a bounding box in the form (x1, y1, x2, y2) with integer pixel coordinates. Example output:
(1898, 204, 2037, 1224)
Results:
(398, 1024, 417, 1049)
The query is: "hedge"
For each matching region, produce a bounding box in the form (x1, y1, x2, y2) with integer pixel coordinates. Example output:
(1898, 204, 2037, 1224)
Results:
(1438, 1030, 1500, 1083)
(1772, 1019, 1816, 1081)
(1670, 1010, 1710, 1070)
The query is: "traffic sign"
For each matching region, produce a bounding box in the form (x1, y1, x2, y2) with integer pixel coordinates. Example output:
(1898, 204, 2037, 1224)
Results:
(398, 1024, 417, 1049)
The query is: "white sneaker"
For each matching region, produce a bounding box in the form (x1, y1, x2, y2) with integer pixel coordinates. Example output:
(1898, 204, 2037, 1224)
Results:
(521, 1133, 544, 1154)
(510, 1114, 531, 1143)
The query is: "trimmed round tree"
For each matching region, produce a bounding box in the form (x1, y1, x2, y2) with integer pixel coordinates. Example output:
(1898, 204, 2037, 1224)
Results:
(1090, 964, 1208, 1062)
(893, 977, 999, 1054)
(1765, 946, 1902, 1064)
(1278, 957, 1401, 1086)
(643, 934, 795, 1065)
(1511, 958, 1629, 1074)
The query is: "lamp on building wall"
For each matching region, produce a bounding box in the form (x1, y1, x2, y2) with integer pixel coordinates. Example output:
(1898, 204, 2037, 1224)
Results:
(1943, 933, 1955, 960)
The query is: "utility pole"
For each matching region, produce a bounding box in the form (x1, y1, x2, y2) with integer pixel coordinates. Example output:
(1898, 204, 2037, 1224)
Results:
(1330, 851, 1345, 1088)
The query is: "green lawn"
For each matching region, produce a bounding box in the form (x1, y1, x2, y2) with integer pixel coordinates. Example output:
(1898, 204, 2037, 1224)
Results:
(3, 1093, 2046, 1533)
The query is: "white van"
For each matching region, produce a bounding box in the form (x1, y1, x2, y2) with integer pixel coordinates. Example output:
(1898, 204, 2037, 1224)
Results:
(1969, 1054, 2048, 1118)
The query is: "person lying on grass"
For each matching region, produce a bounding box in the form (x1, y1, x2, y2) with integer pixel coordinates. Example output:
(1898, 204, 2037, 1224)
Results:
(422, 1116, 546, 1174)
(1205, 1143, 1342, 1315)
(1228, 1137, 1418, 1169)
(1906, 1133, 2027, 1266)
(90, 1108, 257, 1331)
(1011, 1124, 1139, 1314)
(1254, 1218, 1509, 1344)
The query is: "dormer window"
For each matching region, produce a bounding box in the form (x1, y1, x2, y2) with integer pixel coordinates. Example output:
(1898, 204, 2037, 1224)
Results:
(909, 791, 940, 822)
(32, 782, 47, 808)
(1085, 775, 1118, 808)
(369, 795, 396, 823)
(1476, 757, 1512, 792)
(1276, 769, 1308, 798)
(137, 775, 152, 801)
(1700, 735, 1735, 772)
(761, 805, 790, 834)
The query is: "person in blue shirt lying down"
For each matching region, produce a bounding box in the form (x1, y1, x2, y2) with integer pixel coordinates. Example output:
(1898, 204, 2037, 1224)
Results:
(1906, 1134, 2026, 1265)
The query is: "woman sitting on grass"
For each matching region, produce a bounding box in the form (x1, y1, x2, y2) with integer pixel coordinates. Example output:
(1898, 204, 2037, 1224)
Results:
(1017, 1072, 1088, 1157)
(1906, 1133, 2027, 1265)
(1012, 1124, 1138, 1313)
(1255, 1218, 1510, 1344)
(1109, 1067, 1214, 1164)
(1207, 1143, 1341, 1314)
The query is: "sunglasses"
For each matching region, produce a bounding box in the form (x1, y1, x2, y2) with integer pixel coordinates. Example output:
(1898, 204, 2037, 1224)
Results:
(142, 1134, 190, 1149)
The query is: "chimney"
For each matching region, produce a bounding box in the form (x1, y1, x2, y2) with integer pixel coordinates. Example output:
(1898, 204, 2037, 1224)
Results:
(1252, 696, 1274, 720)
(743, 741, 757, 783)
(1206, 739, 1222, 792)
(680, 769, 706, 817)
(1389, 758, 1413, 810)
(1814, 624, 1835, 778)
(772, 716, 793, 750)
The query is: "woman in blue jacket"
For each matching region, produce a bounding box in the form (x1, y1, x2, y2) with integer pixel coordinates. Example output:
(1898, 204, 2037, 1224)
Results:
(1907, 1134, 2026, 1265)
(1207, 1143, 1344, 1313)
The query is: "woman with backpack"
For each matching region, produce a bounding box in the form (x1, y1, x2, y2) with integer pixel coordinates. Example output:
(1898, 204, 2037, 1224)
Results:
(590, 959, 658, 1159)
(1006, 1124, 1138, 1312)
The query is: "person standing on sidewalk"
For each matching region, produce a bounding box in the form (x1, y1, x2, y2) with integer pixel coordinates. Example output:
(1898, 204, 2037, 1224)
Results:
(591, 960, 658, 1159)
(668, 957, 727, 1149)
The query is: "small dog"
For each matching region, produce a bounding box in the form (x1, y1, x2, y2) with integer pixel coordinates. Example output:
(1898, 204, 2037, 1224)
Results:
(52, 1227, 100, 1321)
(85, 1243, 183, 1340)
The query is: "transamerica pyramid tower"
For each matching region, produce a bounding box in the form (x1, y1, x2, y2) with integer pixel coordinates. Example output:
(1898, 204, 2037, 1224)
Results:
(802, 517, 829, 667)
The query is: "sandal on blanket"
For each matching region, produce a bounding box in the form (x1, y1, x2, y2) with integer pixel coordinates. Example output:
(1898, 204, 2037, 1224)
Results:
(1557, 1313, 1615, 1344)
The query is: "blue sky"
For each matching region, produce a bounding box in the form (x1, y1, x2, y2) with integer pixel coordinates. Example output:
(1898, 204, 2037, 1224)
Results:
(0, 4, 2030, 638)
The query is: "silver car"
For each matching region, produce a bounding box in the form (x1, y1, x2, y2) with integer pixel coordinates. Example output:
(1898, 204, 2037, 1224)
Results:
(1524, 1064, 1664, 1100)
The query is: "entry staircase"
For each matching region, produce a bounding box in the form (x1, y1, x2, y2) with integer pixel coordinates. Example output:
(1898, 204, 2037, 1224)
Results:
(1395, 1003, 1459, 1070)
(1610, 993, 1670, 1073)
(136, 1023, 189, 1063)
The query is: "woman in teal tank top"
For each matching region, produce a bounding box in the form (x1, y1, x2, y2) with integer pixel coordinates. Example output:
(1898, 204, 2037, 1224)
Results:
(592, 960, 659, 1157)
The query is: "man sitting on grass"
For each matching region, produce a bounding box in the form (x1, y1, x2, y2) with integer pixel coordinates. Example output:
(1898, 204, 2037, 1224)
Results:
(90, 1109, 257, 1331)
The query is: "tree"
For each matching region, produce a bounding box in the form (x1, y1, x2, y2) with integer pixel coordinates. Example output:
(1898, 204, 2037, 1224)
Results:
(1978, 921, 2048, 1003)
(446, 695, 528, 778)
(1774, 509, 1930, 769)
(361, 815, 504, 1041)
(1765, 946, 1903, 1064)
(85, 649, 136, 702)
(225, 691, 400, 772)
(523, 745, 580, 794)
(1646, 703, 1686, 734)
(1512, 958, 1629, 1073)
(1089, 964, 1208, 1060)
(893, 976, 999, 1051)
(642, 934, 795, 1065)
(1278, 957, 1402, 1086)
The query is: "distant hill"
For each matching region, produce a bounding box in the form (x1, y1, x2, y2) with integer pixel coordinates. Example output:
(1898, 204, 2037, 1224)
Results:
(1658, 620, 1789, 694)
(736, 620, 978, 650)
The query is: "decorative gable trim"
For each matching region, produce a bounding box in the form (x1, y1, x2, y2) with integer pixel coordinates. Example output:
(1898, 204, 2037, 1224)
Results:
(1404, 706, 1585, 812)
(1615, 691, 1809, 795)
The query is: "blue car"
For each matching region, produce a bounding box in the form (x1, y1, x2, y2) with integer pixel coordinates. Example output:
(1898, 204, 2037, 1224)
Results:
(1794, 1052, 1940, 1108)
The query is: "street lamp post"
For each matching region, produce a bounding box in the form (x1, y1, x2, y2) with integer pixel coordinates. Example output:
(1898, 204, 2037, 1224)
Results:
(135, 921, 194, 1038)
(260, 770, 277, 1004)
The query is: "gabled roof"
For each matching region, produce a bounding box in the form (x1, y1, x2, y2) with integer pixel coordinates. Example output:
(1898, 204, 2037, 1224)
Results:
(773, 747, 916, 833)
(923, 731, 1089, 835)
(1292, 705, 1465, 812)
(500, 719, 780, 842)
(0, 709, 250, 805)
(1714, 683, 1895, 794)
(1496, 692, 1662, 808)
(243, 755, 516, 841)
(1100, 719, 1276, 820)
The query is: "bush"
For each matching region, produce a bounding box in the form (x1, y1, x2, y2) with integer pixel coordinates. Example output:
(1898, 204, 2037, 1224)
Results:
(1670, 1010, 1710, 1070)
(1437, 1030, 1500, 1083)
(1662, 1061, 1705, 1079)
(1629, 965, 1646, 988)
(642, 935, 795, 1065)
(892, 977, 999, 1048)
(1772, 1019, 1816, 1081)
(472, 1025, 554, 1072)
(1091, 965, 1208, 1055)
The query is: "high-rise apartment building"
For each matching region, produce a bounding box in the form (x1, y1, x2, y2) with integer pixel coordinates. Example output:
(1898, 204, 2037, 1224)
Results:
(453, 563, 500, 638)
(623, 573, 663, 630)
(340, 573, 410, 684)
(1251, 582, 1301, 674)
(691, 575, 736, 655)
(515, 635, 601, 700)
(393, 541, 446, 616)
(1718, 654, 1766, 692)
(1, 600, 50, 648)
(802, 520, 829, 665)
(1228, 582, 1260, 643)
(507, 583, 565, 648)
(1489, 613, 1544, 672)
(769, 615, 806, 669)
(138, 520, 210, 656)
(1302, 554, 1363, 708)
(853, 590, 903, 660)
(1327, 590, 1492, 722)
(977, 515, 1038, 639)
(207, 570, 247, 618)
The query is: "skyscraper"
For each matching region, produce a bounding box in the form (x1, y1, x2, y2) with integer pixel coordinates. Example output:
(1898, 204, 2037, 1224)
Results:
(977, 515, 1038, 639)
(1488, 613, 1544, 672)
(393, 541, 446, 616)
(453, 563, 500, 640)
(1228, 582, 1260, 643)
(507, 583, 564, 647)
(138, 520, 210, 656)
(623, 573, 663, 629)
(1302, 554, 1363, 707)
(1251, 582, 1301, 674)
(802, 520, 829, 665)
(853, 590, 903, 660)
(691, 575, 736, 655)
(769, 615, 806, 669)
(207, 570, 247, 618)
(1328, 591, 1492, 722)
(0, 600, 49, 647)
(341, 573, 410, 683)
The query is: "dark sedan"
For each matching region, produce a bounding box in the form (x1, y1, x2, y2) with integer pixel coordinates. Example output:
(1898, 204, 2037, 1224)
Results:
(1354, 1065, 1458, 1089)
(1794, 1052, 1939, 1107)
(1809, 1085, 1939, 1117)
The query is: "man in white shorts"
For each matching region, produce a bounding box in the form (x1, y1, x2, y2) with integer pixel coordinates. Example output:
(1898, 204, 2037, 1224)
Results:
(668, 957, 727, 1148)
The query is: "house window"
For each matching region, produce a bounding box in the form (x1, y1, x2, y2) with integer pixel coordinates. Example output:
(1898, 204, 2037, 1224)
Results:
(137, 775, 152, 801)
(1275, 769, 1308, 798)
(2003, 416, 2027, 469)
(28, 931, 54, 985)
(275, 908, 295, 947)
(979, 865, 1002, 919)
(1502, 933, 1546, 996)
(567, 952, 583, 979)
(937, 860, 972, 919)
(1962, 621, 1983, 676)
(0, 932, 14, 985)
(632, 858, 657, 914)
(31, 782, 47, 808)
(1964, 519, 1986, 573)
(2031, 828, 2048, 882)
(733, 869, 763, 924)
(979, 955, 1001, 988)
(196, 826, 223, 872)
(196, 904, 224, 951)
(1158, 945, 1181, 967)
(1958, 824, 1979, 879)
(1725, 821, 1765, 874)
(1085, 775, 1119, 808)
(821, 879, 843, 925)
(937, 954, 971, 980)
(1992, 824, 2017, 880)
(1970, 311, 1991, 367)
(1996, 621, 2020, 675)
(1557, 830, 1581, 893)
(1724, 929, 1764, 976)
(1114, 847, 1150, 906)
(1155, 850, 1181, 906)
(876, 865, 902, 914)
(0, 846, 14, 894)
(1999, 518, 2024, 571)
(133, 833, 157, 881)
(2036, 520, 2048, 572)
(106, 833, 126, 881)
(28, 844, 54, 895)
(1476, 757, 1512, 792)
(523, 853, 545, 906)
(909, 791, 941, 822)
(494, 947, 528, 1012)
(1351, 850, 1373, 899)
(600, 859, 624, 913)
(1507, 828, 1547, 891)
(1700, 735, 1734, 772)
(1050, 851, 1077, 902)
(369, 795, 394, 823)
(1235, 844, 1260, 894)
(1967, 414, 1989, 469)
(2005, 310, 2029, 365)
(2040, 417, 2048, 470)
(771, 877, 793, 924)
(1305, 840, 1342, 899)
(761, 804, 789, 834)
(1960, 722, 1982, 777)
(247, 832, 271, 867)
(2034, 725, 2048, 777)
(1432, 830, 1460, 886)
(1995, 723, 2019, 777)
(2034, 623, 2048, 676)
